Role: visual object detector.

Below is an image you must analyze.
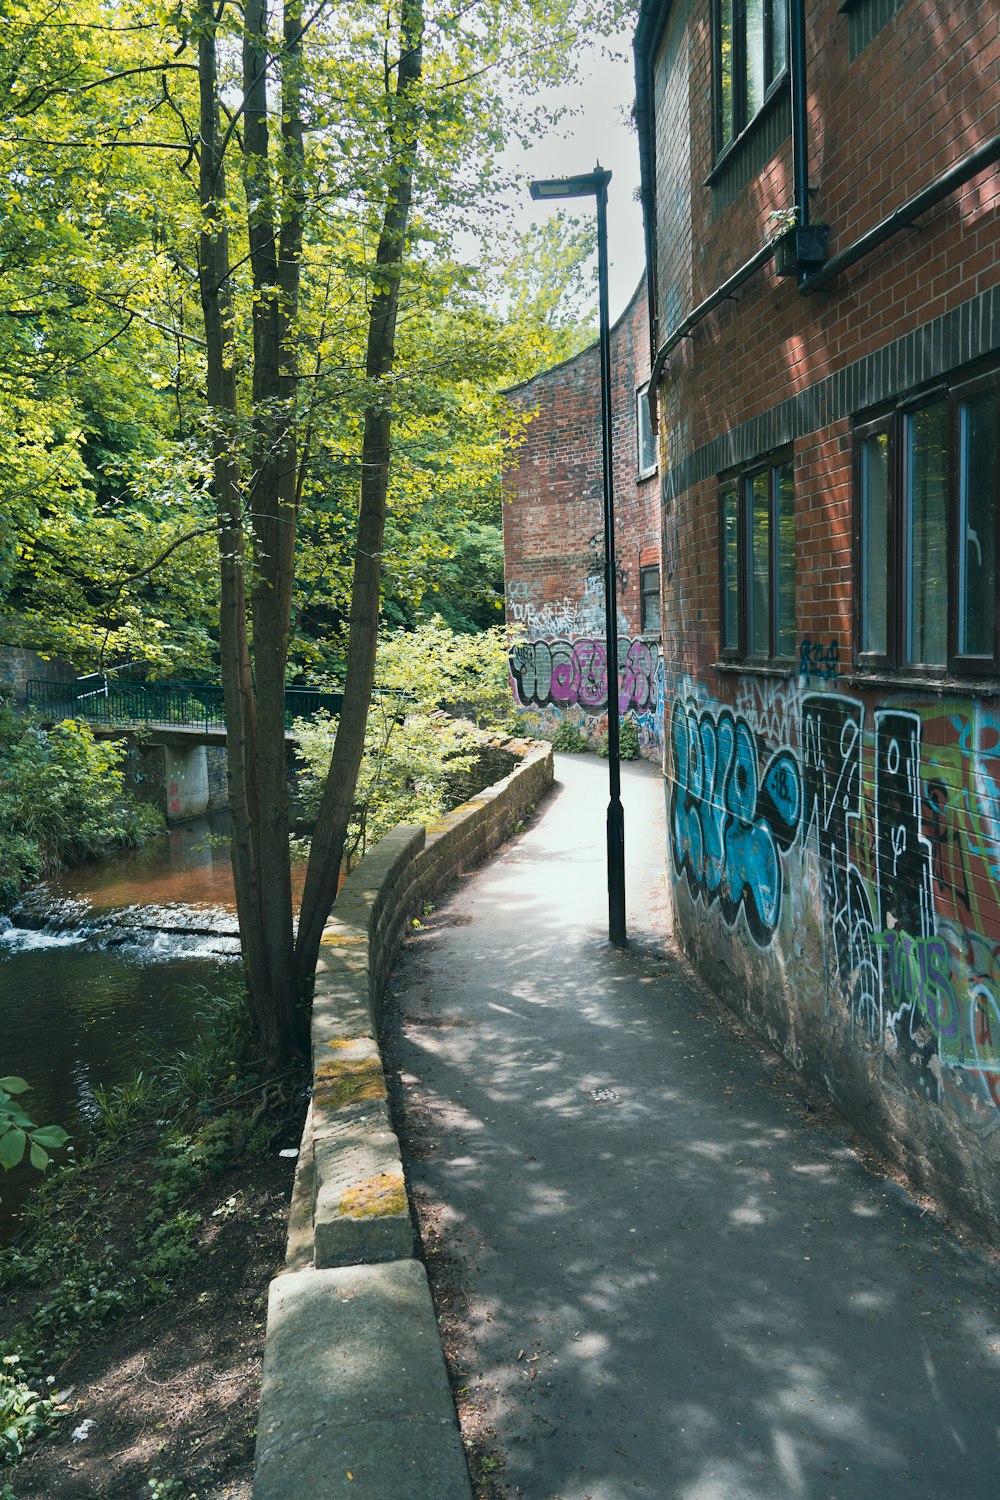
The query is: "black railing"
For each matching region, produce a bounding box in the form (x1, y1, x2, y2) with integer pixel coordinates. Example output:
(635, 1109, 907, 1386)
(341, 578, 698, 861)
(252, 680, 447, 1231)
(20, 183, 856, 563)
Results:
(26, 679, 343, 732)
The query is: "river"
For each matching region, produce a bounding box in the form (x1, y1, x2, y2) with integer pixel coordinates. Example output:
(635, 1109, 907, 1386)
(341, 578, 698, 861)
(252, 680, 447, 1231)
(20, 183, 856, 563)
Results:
(0, 817, 265, 1241)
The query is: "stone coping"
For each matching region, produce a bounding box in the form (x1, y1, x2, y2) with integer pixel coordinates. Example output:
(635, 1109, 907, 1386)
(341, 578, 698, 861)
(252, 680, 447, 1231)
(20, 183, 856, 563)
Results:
(253, 737, 554, 1500)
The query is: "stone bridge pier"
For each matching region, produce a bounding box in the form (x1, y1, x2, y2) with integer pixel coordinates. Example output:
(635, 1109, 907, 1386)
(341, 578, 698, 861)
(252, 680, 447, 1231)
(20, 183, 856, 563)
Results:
(123, 739, 229, 823)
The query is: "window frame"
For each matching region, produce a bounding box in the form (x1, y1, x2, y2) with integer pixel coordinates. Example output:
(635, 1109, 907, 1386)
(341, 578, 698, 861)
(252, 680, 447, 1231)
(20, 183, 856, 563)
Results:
(640, 564, 661, 636)
(636, 381, 658, 479)
(712, 0, 789, 162)
(853, 371, 1000, 679)
(718, 449, 796, 665)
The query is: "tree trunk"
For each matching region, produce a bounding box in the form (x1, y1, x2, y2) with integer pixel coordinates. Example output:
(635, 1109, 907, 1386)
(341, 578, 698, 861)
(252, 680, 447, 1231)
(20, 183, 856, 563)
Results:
(295, 0, 424, 987)
(197, 0, 305, 1063)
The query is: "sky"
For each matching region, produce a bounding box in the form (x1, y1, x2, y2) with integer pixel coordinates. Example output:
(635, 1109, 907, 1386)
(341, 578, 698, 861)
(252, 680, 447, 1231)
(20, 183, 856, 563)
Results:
(509, 30, 646, 322)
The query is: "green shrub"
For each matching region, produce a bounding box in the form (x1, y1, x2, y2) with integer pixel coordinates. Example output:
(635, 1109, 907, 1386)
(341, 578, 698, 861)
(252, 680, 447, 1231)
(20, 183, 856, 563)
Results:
(551, 721, 589, 753)
(294, 619, 513, 868)
(598, 718, 641, 760)
(0, 702, 163, 909)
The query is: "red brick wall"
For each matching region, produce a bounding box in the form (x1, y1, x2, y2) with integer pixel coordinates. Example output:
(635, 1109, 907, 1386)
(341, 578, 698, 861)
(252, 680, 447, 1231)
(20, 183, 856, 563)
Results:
(648, 0, 1000, 1235)
(502, 278, 663, 757)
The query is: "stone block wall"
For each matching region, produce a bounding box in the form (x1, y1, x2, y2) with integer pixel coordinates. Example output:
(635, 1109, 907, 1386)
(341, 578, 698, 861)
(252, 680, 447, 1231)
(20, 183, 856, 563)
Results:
(254, 736, 553, 1500)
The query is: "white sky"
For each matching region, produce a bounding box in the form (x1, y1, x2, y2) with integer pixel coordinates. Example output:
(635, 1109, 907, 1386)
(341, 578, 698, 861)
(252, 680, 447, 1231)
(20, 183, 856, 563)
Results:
(508, 31, 646, 322)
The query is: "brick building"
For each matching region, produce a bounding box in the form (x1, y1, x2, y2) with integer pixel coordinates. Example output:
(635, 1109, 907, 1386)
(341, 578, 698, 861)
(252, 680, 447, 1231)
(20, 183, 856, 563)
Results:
(635, 0, 1000, 1230)
(502, 275, 663, 757)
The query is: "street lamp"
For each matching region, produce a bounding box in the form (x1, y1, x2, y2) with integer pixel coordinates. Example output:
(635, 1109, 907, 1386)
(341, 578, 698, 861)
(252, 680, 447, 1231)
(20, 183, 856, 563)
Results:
(529, 163, 626, 947)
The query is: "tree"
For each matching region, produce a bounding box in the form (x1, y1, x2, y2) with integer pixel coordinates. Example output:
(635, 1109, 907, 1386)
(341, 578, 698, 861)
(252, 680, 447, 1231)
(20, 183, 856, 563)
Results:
(1, 0, 631, 1065)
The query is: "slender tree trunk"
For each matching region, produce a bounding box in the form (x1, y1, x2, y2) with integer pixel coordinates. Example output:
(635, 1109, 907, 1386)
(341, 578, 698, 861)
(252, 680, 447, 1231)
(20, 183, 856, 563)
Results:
(295, 0, 424, 987)
(197, 0, 306, 1062)
(240, 0, 304, 1055)
(196, 0, 272, 1046)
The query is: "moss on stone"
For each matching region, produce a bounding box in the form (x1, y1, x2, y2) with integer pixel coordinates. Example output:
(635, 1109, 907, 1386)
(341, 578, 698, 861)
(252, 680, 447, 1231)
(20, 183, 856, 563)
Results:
(312, 1055, 386, 1111)
(338, 1171, 407, 1220)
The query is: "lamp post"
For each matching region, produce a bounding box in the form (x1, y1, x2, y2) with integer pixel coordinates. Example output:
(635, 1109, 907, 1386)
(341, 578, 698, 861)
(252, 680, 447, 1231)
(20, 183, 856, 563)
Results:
(529, 164, 626, 947)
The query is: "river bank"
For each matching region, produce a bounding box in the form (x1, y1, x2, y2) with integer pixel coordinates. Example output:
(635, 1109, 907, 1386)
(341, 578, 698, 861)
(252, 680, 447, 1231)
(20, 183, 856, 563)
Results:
(0, 1073, 306, 1500)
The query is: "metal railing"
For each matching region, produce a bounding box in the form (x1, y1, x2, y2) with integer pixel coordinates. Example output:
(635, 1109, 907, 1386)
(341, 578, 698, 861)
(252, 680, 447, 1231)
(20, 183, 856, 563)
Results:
(26, 679, 344, 732)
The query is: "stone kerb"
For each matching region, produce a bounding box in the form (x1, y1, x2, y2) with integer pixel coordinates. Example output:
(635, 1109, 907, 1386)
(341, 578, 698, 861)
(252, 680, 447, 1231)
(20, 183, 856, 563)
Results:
(253, 737, 553, 1500)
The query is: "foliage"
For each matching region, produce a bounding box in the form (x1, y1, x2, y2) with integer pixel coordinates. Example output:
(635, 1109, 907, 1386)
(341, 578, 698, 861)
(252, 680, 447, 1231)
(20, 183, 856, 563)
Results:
(488, 215, 600, 375)
(0, 704, 162, 908)
(0, 978, 285, 1390)
(0, 1079, 69, 1175)
(0, 1353, 60, 1467)
(294, 619, 511, 865)
(552, 721, 591, 753)
(0, 0, 633, 1061)
(598, 718, 642, 760)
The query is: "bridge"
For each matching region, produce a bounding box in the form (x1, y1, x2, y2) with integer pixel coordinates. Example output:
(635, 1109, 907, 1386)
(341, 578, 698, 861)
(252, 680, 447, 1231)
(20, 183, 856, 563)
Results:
(27, 678, 343, 822)
(26, 678, 343, 740)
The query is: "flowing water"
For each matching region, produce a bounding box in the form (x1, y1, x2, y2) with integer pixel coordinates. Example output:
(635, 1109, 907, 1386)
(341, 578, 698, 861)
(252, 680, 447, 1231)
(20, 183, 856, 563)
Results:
(0, 817, 261, 1241)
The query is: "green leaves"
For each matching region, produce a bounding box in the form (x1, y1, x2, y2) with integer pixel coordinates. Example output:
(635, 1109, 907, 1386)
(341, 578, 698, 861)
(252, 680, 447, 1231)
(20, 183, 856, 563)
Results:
(0, 1077, 70, 1175)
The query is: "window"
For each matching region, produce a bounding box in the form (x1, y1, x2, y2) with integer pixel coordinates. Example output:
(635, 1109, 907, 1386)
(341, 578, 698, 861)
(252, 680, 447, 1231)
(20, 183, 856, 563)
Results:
(640, 565, 661, 634)
(719, 452, 795, 661)
(714, 0, 788, 156)
(855, 372, 1000, 675)
(636, 383, 657, 477)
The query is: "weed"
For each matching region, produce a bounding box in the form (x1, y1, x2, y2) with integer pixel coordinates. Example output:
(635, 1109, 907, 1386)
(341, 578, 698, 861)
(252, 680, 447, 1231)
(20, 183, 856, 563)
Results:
(551, 721, 589, 753)
(0, 1353, 60, 1463)
(91, 1071, 158, 1138)
(598, 718, 641, 760)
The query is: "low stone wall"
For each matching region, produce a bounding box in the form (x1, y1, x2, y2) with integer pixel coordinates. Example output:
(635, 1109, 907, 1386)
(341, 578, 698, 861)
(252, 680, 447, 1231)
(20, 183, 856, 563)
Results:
(253, 737, 553, 1500)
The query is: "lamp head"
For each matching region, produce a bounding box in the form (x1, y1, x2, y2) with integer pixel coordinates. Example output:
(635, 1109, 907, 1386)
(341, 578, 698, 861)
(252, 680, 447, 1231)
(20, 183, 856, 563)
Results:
(529, 164, 612, 201)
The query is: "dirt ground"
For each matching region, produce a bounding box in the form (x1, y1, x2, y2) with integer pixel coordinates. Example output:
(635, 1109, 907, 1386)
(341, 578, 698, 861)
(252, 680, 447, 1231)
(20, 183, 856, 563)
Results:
(1, 1141, 299, 1500)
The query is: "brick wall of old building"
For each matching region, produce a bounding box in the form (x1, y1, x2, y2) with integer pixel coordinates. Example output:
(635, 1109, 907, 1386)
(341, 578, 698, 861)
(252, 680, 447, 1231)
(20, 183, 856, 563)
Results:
(502, 276, 663, 758)
(643, 0, 1000, 1234)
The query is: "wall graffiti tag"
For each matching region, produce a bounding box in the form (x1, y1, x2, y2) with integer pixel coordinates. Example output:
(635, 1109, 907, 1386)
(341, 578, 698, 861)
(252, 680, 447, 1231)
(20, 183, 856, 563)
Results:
(669, 679, 1000, 1125)
(669, 689, 801, 945)
(799, 638, 840, 680)
(509, 636, 661, 716)
(800, 693, 881, 1038)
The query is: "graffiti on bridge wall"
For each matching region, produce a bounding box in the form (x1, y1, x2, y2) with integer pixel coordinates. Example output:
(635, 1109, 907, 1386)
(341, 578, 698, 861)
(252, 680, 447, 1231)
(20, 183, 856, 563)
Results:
(668, 678, 1000, 1121)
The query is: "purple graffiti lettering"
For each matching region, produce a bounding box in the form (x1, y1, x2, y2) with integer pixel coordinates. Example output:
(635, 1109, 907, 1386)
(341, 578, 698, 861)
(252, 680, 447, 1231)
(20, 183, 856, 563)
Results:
(509, 637, 662, 717)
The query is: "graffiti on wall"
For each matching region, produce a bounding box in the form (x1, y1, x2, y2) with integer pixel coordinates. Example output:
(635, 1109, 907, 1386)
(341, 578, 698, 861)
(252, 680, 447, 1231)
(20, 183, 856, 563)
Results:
(507, 575, 664, 754)
(668, 678, 1000, 1122)
(799, 638, 840, 680)
(510, 636, 661, 716)
(669, 686, 801, 945)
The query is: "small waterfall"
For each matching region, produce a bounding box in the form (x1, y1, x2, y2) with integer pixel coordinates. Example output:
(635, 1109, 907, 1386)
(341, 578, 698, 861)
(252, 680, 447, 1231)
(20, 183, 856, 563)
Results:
(4, 889, 241, 962)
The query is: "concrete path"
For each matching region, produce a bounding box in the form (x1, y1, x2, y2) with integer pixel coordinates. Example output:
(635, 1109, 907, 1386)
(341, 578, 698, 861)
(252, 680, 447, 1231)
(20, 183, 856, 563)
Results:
(382, 753, 1000, 1500)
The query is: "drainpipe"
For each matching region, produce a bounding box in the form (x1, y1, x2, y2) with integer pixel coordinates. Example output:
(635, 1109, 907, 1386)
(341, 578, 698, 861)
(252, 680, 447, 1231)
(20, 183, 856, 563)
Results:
(789, 0, 811, 286)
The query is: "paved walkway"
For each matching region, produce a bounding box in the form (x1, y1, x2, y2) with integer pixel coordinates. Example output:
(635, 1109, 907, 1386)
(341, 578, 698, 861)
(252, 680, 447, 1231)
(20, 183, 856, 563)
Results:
(383, 753, 1000, 1500)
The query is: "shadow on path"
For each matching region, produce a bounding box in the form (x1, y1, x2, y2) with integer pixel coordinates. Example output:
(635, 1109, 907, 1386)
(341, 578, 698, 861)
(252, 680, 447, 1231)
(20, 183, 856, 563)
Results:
(381, 754, 1000, 1500)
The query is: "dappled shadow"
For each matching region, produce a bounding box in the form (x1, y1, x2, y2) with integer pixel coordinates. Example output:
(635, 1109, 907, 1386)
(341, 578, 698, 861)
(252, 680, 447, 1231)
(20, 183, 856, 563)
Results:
(382, 756, 1000, 1500)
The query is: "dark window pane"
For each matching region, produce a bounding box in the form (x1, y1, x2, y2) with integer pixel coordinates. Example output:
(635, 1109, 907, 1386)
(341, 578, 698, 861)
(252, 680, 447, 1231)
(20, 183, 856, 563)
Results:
(861, 431, 889, 654)
(905, 403, 948, 666)
(770, 0, 788, 81)
(640, 565, 661, 633)
(749, 470, 770, 654)
(958, 394, 996, 657)
(719, 0, 735, 145)
(746, 0, 765, 118)
(722, 483, 739, 648)
(776, 461, 796, 655)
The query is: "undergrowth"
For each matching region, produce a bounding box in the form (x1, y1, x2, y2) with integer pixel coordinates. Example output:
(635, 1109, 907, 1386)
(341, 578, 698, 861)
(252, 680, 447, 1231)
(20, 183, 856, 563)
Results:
(0, 977, 306, 1484)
